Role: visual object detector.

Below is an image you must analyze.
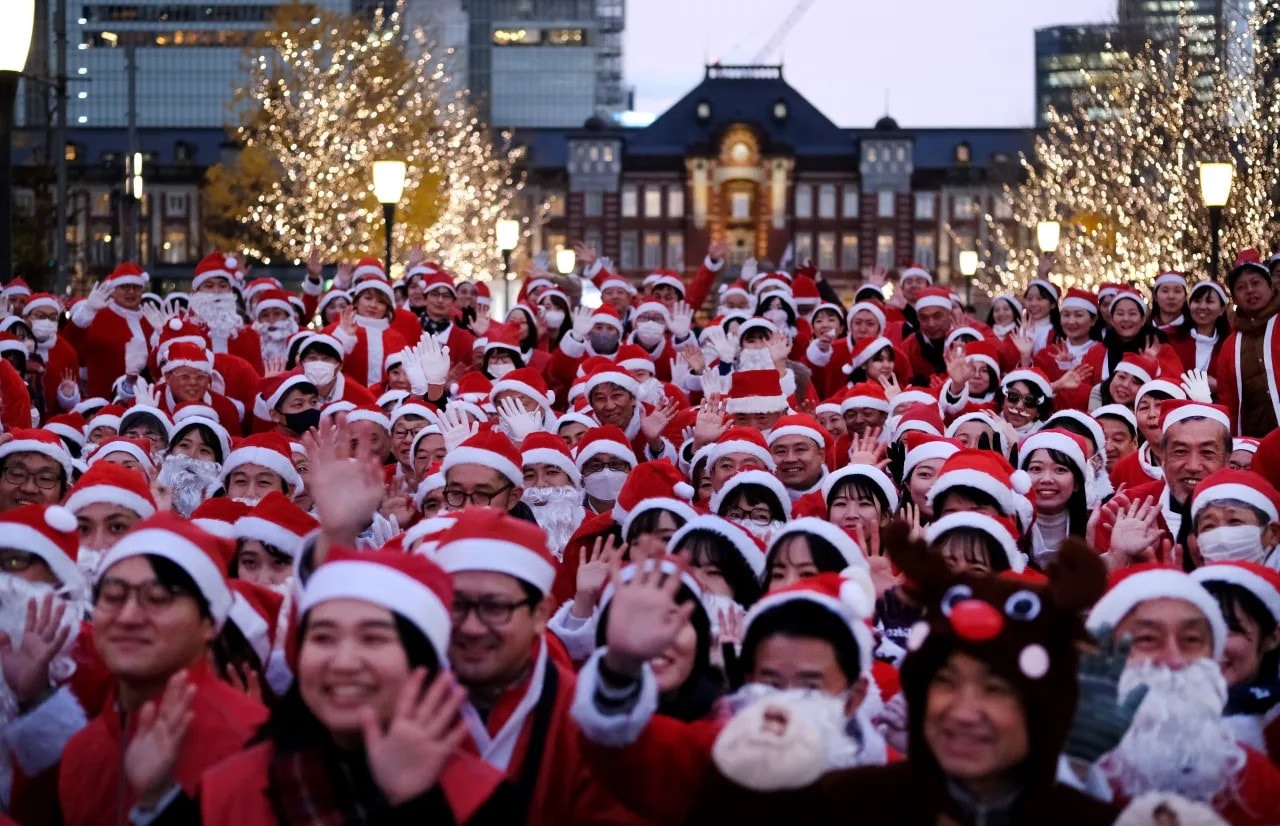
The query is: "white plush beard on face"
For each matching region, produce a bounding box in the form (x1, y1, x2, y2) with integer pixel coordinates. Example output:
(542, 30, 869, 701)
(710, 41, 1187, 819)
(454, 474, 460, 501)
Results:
(157, 454, 224, 517)
(190, 294, 242, 339)
(255, 320, 298, 362)
(1100, 658, 1246, 804)
(737, 347, 775, 371)
(522, 486, 583, 560)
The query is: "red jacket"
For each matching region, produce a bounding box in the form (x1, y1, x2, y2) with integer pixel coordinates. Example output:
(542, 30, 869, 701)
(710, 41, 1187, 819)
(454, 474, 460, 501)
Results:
(33, 335, 80, 418)
(63, 305, 155, 400)
(205, 324, 265, 376)
(326, 322, 410, 388)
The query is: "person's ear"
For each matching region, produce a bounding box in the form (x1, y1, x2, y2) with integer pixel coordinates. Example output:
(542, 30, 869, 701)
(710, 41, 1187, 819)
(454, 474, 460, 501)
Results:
(508, 485, 523, 510)
(1262, 522, 1280, 550)
(269, 407, 285, 427)
(844, 675, 869, 717)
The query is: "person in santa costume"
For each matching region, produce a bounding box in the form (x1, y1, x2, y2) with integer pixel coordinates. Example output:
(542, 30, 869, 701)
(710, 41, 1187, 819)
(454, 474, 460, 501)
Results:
(1169, 279, 1230, 376)
(220, 431, 305, 505)
(328, 275, 410, 389)
(1107, 376, 1188, 489)
(156, 411, 230, 518)
(1032, 287, 1104, 411)
(1185, 468, 1280, 570)
(410, 270, 472, 371)
(150, 341, 243, 431)
(56, 512, 269, 826)
(580, 364, 678, 463)
(1086, 566, 1280, 825)
(64, 460, 157, 577)
(766, 412, 829, 501)
(518, 431, 585, 559)
(0, 428, 75, 512)
(1092, 288, 1184, 409)
(121, 545, 513, 824)
(186, 252, 264, 375)
(65, 264, 156, 400)
(899, 286, 961, 384)
(248, 288, 299, 366)
(150, 318, 258, 429)
(1229, 437, 1259, 471)
(21, 292, 79, 418)
(1216, 249, 1280, 437)
(229, 490, 317, 590)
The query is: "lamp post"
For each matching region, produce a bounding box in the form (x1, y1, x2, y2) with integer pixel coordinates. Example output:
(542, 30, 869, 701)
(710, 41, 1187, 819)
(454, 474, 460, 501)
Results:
(958, 250, 979, 307)
(1036, 220, 1060, 255)
(0, 2, 36, 278)
(555, 246, 576, 276)
(1199, 161, 1234, 281)
(496, 218, 520, 316)
(372, 160, 406, 274)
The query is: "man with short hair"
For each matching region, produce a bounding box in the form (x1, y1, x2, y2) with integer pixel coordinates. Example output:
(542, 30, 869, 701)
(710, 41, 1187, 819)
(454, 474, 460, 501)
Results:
(520, 431, 585, 556)
(440, 430, 529, 519)
(582, 366, 676, 463)
(64, 264, 156, 400)
(704, 427, 777, 492)
(1217, 248, 1280, 437)
(1186, 468, 1280, 568)
(0, 430, 74, 512)
(767, 413, 828, 500)
(899, 287, 956, 383)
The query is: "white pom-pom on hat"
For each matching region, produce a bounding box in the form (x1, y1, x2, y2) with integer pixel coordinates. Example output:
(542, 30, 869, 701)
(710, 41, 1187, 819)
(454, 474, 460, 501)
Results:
(547, 390, 556, 405)
(225, 256, 238, 269)
(839, 567, 875, 619)
(44, 505, 78, 533)
(168, 318, 184, 331)
(841, 363, 854, 376)
(674, 481, 694, 500)
(1010, 469, 1032, 495)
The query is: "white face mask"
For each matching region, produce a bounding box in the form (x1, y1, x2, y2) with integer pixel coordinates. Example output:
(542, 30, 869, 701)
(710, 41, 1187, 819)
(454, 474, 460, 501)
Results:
(30, 319, 58, 343)
(584, 468, 627, 502)
(488, 362, 515, 379)
(636, 376, 663, 405)
(1197, 524, 1267, 563)
(635, 320, 666, 346)
(763, 309, 789, 327)
(543, 309, 566, 328)
(303, 361, 337, 387)
(730, 518, 785, 544)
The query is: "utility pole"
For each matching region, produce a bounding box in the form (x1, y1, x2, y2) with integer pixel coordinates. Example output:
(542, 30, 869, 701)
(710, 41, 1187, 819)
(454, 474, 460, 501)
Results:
(53, 0, 68, 294)
(123, 41, 138, 263)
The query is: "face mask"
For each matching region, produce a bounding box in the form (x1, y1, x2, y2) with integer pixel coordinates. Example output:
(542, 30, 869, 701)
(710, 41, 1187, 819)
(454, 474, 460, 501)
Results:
(635, 321, 666, 346)
(584, 468, 627, 502)
(302, 361, 336, 387)
(488, 362, 515, 379)
(1197, 525, 1267, 563)
(283, 407, 321, 435)
(764, 309, 789, 327)
(543, 309, 566, 328)
(700, 592, 743, 638)
(30, 319, 57, 343)
(730, 518, 785, 544)
(232, 496, 263, 507)
(636, 377, 662, 405)
(589, 330, 620, 354)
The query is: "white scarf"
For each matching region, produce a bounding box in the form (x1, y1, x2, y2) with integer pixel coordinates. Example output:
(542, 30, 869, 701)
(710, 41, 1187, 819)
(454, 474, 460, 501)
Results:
(461, 638, 549, 772)
(1138, 443, 1163, 481)
(1190, 328, 1218, 372)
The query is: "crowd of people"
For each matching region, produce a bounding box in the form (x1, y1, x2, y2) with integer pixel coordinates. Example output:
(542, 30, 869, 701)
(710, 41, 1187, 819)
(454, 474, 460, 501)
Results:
(0, 237, 1278, 824)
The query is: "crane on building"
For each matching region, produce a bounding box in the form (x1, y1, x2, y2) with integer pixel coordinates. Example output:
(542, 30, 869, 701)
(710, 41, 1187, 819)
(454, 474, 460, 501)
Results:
(751, 0, 819, 64)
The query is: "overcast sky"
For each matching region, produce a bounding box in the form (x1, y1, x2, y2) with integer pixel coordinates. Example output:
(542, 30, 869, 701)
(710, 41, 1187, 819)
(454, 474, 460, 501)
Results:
(623, 0, 1119, 128)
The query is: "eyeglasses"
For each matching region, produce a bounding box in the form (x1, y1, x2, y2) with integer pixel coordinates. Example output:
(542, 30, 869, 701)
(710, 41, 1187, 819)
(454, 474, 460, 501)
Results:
(391, 425, 425, 440)
(451, 596, 534, 627)
(442, 483, 513, 508)
(94, 578, 188, 612)
(724, 508, 775, 526)
(1003, 390, 1044, 409)
(582, 459, 630, 475)
(0, 550, 42, 573)
(2, 466, 63, 490)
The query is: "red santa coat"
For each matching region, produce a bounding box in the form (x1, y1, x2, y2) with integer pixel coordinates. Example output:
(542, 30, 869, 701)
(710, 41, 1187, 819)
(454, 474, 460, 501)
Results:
(202, 323, 264, 376)
(460, 640, 640, 825)
(33, 335, 80, 417)
(327, 321, 409, 388)
(392, 307, 424, 347)
(63, 305, 155, 400)
(154, 383, 244, 431)
(1169, 327, 1227, 376)
(1107, 746, 1280, 826)
(1033, 339, 1105, 412)
(0, 358, 32, 431)
(1215, 319, 1280, 436)
(1107, 446, 1161, 491)
(57, 659, 266, 826)
(803, 336, 911, 400)
(197, 740, 505, 825)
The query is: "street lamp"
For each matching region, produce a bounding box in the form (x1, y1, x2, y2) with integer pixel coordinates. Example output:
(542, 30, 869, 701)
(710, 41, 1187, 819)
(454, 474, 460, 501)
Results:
(958, 249, 979, 307)
(496, 218, 520, 315)
(1199, 161, 1234, 281)
(0, 1, 36, 278)
(372, 160, 406, 273)
(555, 247, 576, 275)
(1036, 221, 1060, 254)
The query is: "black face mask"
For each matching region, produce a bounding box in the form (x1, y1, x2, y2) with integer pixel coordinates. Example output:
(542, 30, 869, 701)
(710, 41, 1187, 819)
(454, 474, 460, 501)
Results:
(283, 408, 321, 435)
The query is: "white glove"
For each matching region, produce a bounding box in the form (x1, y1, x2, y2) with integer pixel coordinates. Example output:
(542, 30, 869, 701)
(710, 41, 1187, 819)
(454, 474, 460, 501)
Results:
(398, 346, 429, 396)
(84, 281, 113, 313)
(670, 355, 691, 392)
(571, 305, 594, 339)
(436, 405, 478, 453)
(739, 257, 758, 285)
(359, 512, 400, 550)
(1180, 369, 1213, 403)
(669, 302, 694, 340)
(133, 376, 160, 409)
(498, 397, 543, 444)
(700, 368, 731, 398)
(140, 303, 168, 333)
(702, 326, 738, 364)
(416, 337, 451, 386)
(124, 337, 149, 377)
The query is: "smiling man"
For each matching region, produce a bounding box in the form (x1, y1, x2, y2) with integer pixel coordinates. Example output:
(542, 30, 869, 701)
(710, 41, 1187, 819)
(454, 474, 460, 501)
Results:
(0, 429, 75, 513)
(766, 413, 828, 500)
(65, 263, 156, 400)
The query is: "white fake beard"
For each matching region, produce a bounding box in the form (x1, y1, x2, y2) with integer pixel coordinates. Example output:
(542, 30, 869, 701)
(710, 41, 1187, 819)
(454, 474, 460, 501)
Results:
(636, 377, 664, 406)
(255, 320, 298, 362)
(522, 486, 583, 560)
(0, 574, 86, 718)
(1100, 658, 1245, 804)
(157, 454, 224, 517)
(190, 294, 243, 339)
(737, 348, 775, 371)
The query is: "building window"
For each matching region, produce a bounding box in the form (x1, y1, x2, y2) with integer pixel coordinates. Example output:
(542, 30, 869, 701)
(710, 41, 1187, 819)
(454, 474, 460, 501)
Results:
(165, 193, 187, 217)
(91, 193, 111, 217)
(162, 227, 188, 264)
(794, 233, 813, 264)
(544, 233, 566, 258)
(992, 197, 1013, 220)
(547, 194, 566, 218)
(955, 142, 971, 165)
(583, 191, 603, 217)
(865, 146, 878, 163)
(795, 183, 812, 219)
(620, 231, 638, 268)
(644, 187, 662, 218)
(64, 142, 78, 162)
(642, 232, 662, 269)
(842, 186, 859, 218)
(952, 195, 977, 220)
(666, 232, 684, 269)
(620, 185, 637, 218)
(896, 146, 907, 162)
(668, 188, 684, 218)
(817, 185, 836, 219)
(914, 192, 936, 220)
(913, 233, 936, 270)
(841, 233, 860, 269)
(493, 28, 541, 45)
(730, 191, 751, 220)
(877, 191, 895, 218)
(583, 227, 602, 256)
(875, 233, 895, 268)
(817, 232, 837, 270)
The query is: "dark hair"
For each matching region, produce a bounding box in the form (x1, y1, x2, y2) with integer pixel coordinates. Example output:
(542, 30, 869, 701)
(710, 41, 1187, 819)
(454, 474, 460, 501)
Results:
(508, 306, 539, 352)
(229, 540, 292, 578)
(1202, 580, 1280, 682)
(756, 296, 797, 328)
(985, 296, 1020, 328)
(825, 477, 889, 514)
(811, 306, 846, 338)
(764, 532, 849, 579)
(1024, 283, 1065, 340)
(995, 379, 1054, 424)
(210, 618, 275, 705)
(93, 554, 211, 619)
(1043, 414, 1098, 457)
(739, 326, 772, 347)
(1160, 417, 1234, 458)
(1188, 283, 1232, 339)
(672, 528, 763, 607)
(740, 600, 863, 685)
(483, 347, 527, 378)
(845, 344, 895, 385)
(717, 483, 788, 522)
(0, 454, 69, 496)
(171, 422, 225, 464)
(1151, 281, 1191, 329)
(625, 507, 690, 545)
(933, 485, 1003, 516)
(539, 293, 573, 347)
(120, 410, 167, 437)
(1024, 448, 1088, 539)
(931, 527, 1012, 572)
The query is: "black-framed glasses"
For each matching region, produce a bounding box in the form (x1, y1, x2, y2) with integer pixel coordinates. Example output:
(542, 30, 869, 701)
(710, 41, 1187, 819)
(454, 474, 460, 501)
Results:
(451, 596, 534, 627)
(582, 459, 630, 475)
(724, 508, 775, 526)
(391, 425, 425, 440)
(1004, 390, 1044, 409)
(94, 578, 188, 612)
(2, 466, 62, 490)
(442, 483, 513, 508)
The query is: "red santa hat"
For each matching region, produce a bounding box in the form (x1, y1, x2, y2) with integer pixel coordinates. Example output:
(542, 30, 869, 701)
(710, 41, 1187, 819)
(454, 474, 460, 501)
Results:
(791, 274, 819, 303)
(413, 460, 447, 510)
(1153, 271, 1188, 291)
(301, 546, 454, 665)
(574, 425, 638, 471)
(1134, 378, 1185, 410)
(1159, 399, 1231, 436)
(1109, 287, 1148, 316)
(928, 448, 1031, 519)
(450, 372, 492, 403)
(156, 317, 211, 356)
(847, 301, 887, 333)
(842, 336, 895, 377)
(894, 403, 946, 439)
(744, 571, 876, 674)
(913, 286, 952, 313)
(1086, 564, 1227, 659)
(900, 263, 934, 285)
(612, 458, 697, 535)
(521, 431, 581, 487)
(583, 364, 639, 400)
(595, 270, 635, 295)
(191, 252, 237, 291)
(1027, 277, 1060, 303)
(190, 498, 251, 539)
(0, 428, 74, 476)
(169, 413, 231, 463)
(710, 468, 793, 520)
(120, 405, 174, 443)
(345, 405, 391, 434)
(222, 432, 304, 493)
(253, 289, 295, 318)
(615, 343, 657, 376)
(1191, 562, 1280, 628)
(588, 303, 626, 333)
(1233, 437, 1260, 455)
(259, 369, 315, 414)
(401, 514, 456, 555)
(105, 262, 147, 289)
(474, 281, 492, 305)
(1001, 367, 1054, 400)
(706, 426, 777, 473)
(45, 412, 87, 449)
(316, 289, 351, 319)
(1190, 279, 1229, 306)
(161, 341, 213, 376)
(0, 504, 82, 588)
(557, 409, 595, 432)
(821, 464, 899, 512)
(2, 277, 31, 298)
(840, 382, 890, 414)
(243, 276, 282, 302)
(351, 256, 386, 282)
(719, 279, 753, 304)
(943, 326, 986, 350)
(351, 274, 395, 307)
(234, 491, 319, 558)
(960, 340, 1001, 377)
(768, 518, 867, 570)
(492, 366, 555, 415)
(1060, 287, 1098, 315)
(226, 580, 284, 668)
(420, 272, 456, 296)
(766, 413, 830, 452)
(84, 404, 124, 435)
(389, 402, 436, 429)
(100, 512, 235, 627)
(21, 292, 59, 316)
(1097, 283, 1123, 301)
(1190, 468, 1280, 525)
(670, 514, 768, 578)
(892, 387, 939, 414)
(0, 332, 27, 360)
(439, 427, 523, 484)
(1093, 403, 1138, 435)
(726, 369, 789, 415)
(1017, 428, 1096, 505)
(67, 457, 157, 518)
(925, 511, 1027, 573)
(903, 432, 963, 479)
(435, 507, 558, 596)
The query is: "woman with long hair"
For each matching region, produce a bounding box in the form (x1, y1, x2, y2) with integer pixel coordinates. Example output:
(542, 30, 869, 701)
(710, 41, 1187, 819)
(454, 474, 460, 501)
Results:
(1151, 271, 1191, 333)
(995, 368, 1055, 438)
(1034, 288, 1103, 411)
(763, 517, 870, 592)
(1016, 429, 1093, 569)
(1021, 278, 1063, 355)
(1170, 280, 1231, 375)
(985, 294, 1023, 340)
